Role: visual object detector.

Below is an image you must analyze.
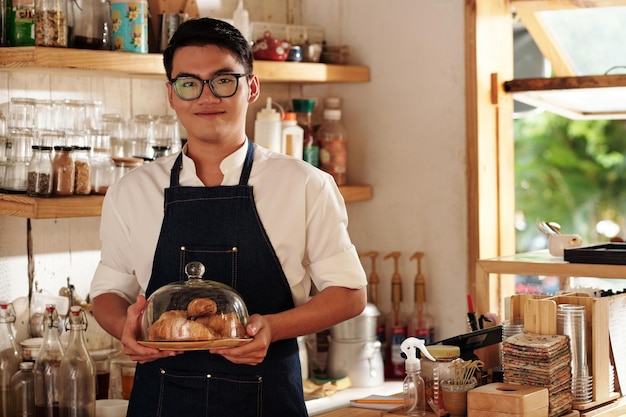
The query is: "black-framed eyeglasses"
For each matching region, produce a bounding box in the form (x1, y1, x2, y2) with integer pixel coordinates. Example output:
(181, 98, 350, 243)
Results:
(169, 73, 250, 100)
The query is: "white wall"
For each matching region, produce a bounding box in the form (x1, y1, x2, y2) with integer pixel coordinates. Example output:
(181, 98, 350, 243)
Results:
(0, 0, 469, 342)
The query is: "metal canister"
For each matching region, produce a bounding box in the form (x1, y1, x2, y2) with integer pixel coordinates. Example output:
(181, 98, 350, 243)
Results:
(159, 13, 187, 52)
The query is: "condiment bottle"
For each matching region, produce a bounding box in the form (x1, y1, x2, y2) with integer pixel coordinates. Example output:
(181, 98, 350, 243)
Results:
(421, 345, 459, 416)
(34, 0, 68, 47)
(317, 108, 347, 185)
(254, 97, 282, 153)
(408, 252, 435, 344)
(292, 98, 319, 167)
(27, 145, 53, 197)
(34, 304, 65, 417)
(73, 146, 92, 195)
(59, 306, 96, 417)
(280, 112, 303, 159)
(11, 362, 35, 417)
(401, 337, 435, 417)
(0, 302, 21, 417)
(52, 145, 75, 195)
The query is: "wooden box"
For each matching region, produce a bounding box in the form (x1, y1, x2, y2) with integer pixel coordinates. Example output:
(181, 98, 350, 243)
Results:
(467, 383, 549, 417)
(509, 293, 625, 409)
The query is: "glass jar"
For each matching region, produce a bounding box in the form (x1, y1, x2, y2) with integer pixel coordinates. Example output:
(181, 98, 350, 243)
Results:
(90, 148, 115, 194)
(27, 145, 53, 197)
(38, 129, 66, 148)
(9, 97, 36, 129)
(52, 145, 74, 195)
(0, 110, 7, 189)
(3, 127, 34, 192)
(102, 114, 126, 158)
(35, 0, 68, 47)
(34, 99, 53, 131)
(71, 0, 112, 50)
(155, 115, 181, 154)
(128, 114, 156, 159)
(73, 146, 91, 195)
(421, 345, 460, 415)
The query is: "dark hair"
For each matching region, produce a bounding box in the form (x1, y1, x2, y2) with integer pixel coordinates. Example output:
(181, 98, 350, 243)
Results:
(163, 17, 254, 81)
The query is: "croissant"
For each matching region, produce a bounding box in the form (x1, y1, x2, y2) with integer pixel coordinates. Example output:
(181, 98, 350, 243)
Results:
(187, 298, 218, 317)
(197, 312, 247, 338)
(148, 316, 220, 341)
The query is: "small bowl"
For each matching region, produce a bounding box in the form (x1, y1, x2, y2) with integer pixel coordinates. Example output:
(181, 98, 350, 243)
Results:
(96, 399, 128, 417)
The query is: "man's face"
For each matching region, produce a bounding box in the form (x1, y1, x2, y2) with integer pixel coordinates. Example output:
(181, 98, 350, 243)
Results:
(166, 44, 259, 146)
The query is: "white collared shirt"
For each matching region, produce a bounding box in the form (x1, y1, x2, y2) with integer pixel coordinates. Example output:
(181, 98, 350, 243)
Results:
(90, 141, 366, 307)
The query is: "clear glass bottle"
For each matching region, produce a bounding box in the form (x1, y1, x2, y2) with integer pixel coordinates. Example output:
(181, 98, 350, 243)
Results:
(0, 302, 21, 417)
(90, 147, 115, 194)
(52, 145, 74, 195)
(292, 99, 319, 168)
(11, 362, 35, 417)
(73, 146, 91, 195)
(59, 306, 95, 417)
(27, 145, 53, 197)
(318, 109, 348, 185)
(34, 304, 64, 417)
(70, 0, 112, 49)
(34, 0, 68, 47)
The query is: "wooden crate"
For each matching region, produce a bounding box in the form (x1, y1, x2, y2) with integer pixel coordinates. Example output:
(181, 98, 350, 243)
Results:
(509, 293, 625, 409)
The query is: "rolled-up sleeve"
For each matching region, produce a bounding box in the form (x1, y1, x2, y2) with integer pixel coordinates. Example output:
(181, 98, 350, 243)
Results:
(90, 261, 141, 303)
(309, 244, 367, 291)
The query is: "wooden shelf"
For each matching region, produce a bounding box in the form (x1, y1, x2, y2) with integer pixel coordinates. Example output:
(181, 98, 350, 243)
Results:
(0, 47, 370, 83)
(0, 185, 372, 219)
(503, 74, 626, 119)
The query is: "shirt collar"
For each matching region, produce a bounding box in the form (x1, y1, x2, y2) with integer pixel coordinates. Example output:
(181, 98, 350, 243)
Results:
(180, 139, 250, 186)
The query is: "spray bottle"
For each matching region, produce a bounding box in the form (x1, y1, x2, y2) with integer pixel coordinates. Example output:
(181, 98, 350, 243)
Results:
(401, 337, 435, 416)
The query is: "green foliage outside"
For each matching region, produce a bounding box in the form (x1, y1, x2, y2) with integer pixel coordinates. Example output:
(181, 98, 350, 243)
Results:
(514, 112, 626, 252)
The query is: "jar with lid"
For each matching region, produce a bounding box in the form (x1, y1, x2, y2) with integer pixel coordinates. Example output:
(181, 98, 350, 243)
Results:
(102, 114, 126, 158)
(318, 109, 348, 186)
(34, 0, 68, 47)
(27, 145, 53, 197)
(155, 115, 181, 154)
(8, 0, 35, 46)
(73, 146, 91, 195)
(52, 145, 74, 195)
(90, 147, 115, 194)
(70, 0, 112, 49)
(10, 362, 35, 417)
(421, 345, 460, 415)
(3, 127, 34, 193)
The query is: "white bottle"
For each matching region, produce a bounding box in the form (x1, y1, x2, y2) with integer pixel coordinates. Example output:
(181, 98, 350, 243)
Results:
(401, 337, 436, 416)
(281, 112, 304, 159)
(233, 0, 250, 43)
(254, 97, 282, 153)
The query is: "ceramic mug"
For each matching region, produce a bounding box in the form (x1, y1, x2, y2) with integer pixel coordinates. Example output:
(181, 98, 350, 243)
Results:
(548, 234, 582, 257)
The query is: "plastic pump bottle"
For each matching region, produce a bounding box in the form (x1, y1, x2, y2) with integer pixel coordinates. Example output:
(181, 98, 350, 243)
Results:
(254, 97, 282, 153)
(401, 337, 435, 416)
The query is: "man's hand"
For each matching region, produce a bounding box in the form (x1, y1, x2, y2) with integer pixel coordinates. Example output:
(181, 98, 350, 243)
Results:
(210, 314, 269, 365)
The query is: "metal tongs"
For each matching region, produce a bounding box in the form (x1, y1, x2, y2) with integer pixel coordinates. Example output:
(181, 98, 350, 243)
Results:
(536, 219, 561, 236)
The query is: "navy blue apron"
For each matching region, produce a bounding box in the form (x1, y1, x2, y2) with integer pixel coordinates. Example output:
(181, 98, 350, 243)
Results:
(127, 141, 308, 417)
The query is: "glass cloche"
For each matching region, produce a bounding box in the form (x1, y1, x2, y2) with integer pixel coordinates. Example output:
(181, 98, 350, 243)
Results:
(140, 261, 251, 349)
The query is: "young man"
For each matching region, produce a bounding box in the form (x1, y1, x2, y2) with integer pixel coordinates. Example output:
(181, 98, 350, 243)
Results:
(90, 17, 367, 416)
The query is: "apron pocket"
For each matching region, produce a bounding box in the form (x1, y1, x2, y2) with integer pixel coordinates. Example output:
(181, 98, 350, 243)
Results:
(180, 245, 238, 286)
(157, 367, 262, 417)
